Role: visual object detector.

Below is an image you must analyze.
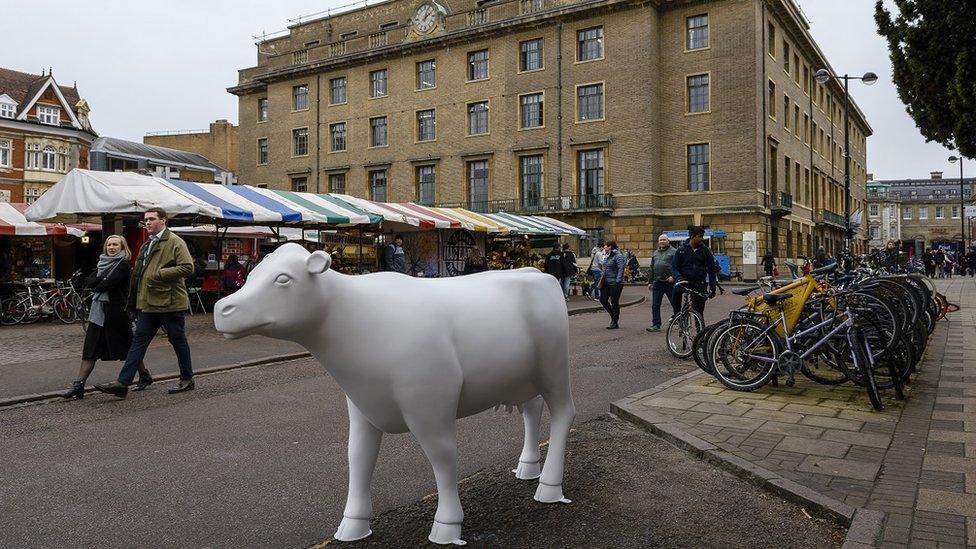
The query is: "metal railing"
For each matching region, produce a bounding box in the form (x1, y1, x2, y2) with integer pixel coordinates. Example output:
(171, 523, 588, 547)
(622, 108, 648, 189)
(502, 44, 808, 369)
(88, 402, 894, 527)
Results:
(819, 209, 845, 228)
(437, 193, 614, 214)
(771, 192, 792, 213)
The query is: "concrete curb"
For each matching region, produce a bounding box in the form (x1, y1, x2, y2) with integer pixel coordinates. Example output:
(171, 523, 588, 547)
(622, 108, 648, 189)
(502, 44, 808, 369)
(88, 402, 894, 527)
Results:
(610, 370, 885, 547)
(568, 296, 646, 316)
(0, 351, 312, 409)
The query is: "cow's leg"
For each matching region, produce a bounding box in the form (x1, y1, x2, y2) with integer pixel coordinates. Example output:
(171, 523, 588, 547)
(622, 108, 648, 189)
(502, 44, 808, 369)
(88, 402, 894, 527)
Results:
(534, 383, 576, 504)
(513, 395, 543, 479)
(334, 397, 382, 542)
(404, 399, 465, 546)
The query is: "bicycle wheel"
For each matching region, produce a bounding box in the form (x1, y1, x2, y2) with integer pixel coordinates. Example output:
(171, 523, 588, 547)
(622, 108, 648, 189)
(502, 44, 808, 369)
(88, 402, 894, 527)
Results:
(666, 310, 704, 359)
(1, 297, 26, 325)
(54, 297, 77, 324)
(709, 319, 780, 391)
(850, 328, 883, 411)
(693, 320, 724, 375)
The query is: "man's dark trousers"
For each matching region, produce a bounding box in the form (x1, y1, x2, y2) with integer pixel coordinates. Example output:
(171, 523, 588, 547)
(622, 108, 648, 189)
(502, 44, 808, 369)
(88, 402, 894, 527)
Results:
(672, 282, 707, 317)
(599, 282, 624, 323)
(651, 280, 674, 327)
(118, 312, 193, 384)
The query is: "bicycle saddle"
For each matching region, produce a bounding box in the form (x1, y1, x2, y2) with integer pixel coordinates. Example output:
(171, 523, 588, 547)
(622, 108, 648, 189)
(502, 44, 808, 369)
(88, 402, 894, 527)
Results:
(761, 292, 791, 305)
(732, 285, 760, 295)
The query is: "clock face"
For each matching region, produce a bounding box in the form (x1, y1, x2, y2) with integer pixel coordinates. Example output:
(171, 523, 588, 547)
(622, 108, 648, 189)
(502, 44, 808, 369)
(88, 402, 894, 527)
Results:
(413, 4, 437, 34)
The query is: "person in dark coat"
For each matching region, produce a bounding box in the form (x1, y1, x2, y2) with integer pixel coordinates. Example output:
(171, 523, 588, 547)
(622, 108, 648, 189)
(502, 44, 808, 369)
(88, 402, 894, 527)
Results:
(761, 251, 776, 278)
(222, 254, 247, 294)
(61, 235, 151, 399)
(544, 244, 565, 280)
(560, 243, 578, 299)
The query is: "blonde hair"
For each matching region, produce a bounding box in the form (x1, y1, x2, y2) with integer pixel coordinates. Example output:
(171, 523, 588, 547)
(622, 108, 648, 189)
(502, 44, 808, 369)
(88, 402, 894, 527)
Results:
(103, 235, 132, 260)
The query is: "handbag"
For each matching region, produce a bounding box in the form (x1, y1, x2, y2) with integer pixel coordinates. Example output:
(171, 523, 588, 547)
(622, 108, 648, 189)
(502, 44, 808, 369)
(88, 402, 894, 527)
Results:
(773, 266, 779, 277)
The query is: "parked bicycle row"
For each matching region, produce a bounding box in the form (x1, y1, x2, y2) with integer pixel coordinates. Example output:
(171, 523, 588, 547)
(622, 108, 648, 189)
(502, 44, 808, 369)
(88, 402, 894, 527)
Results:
(1, 271, 91, 327)
(678, 254, 949, 411)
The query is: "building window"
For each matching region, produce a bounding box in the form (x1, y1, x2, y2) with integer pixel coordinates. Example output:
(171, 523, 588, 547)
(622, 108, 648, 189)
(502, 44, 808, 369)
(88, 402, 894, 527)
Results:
(869, 204, 879, 217)
(293, 128, 308, 156)
(520, 155, 543, 209)
(292, 85, 308, 110)
(784, 96, 791, 130)
(257, 98, 268, 122)
(370, 69, 388, 98)
(767, 22, 776, 57)
(417, 60, 436, 89)
(330, 77, 347, 105)
(783, 41, 790, 72)
(329, 173, 346, 194)
(519, 93, 544, 129)
(370, 116, 388, 147)
(369, 170, 387, 201)
(793, 105, 800, 136)
(0, 139, 10, 168)
(467, 50, 489, 81)
(686, 14, 708, 50)
(902, 207, 912, 220)
(291, 177, 307, 192)
(576, 26, 604, 62)
(416, 165, 435, 205)
(577, 83, 604, 121)
(0, 102, 15, 119)
(330, 122, 346, 152)
(936, 206, 944, 219)
(520, 39, 543, 71)
(257, 138, 268, 165)
(688, 143, 709, 192)
(687, 74, 709, 113)
(467, 160, 489, 212)
(416, 109, 436, 141)
(467, 101, 489, 135)
(870, 226, 880, 239)
(25, 143, 39, 169)
(24, 187, 40, 205)
(578, 149, 604, 196)
(37, 105, 60, 125)
(953, 205, 960, 219)
(768, 81, 776, 119)
(41, 146, 56, 170)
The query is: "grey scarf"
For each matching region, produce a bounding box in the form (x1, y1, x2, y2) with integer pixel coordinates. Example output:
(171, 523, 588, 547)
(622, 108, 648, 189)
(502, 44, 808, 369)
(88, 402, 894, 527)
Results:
(88, 254, 125, 327)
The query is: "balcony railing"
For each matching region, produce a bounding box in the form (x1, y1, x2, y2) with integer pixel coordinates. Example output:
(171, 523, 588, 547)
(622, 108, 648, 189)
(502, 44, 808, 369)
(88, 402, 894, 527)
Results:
(467, 7, 489, 26)
(437, 193, 614, 214)
(818, 209, 845, 228)
(771, 192, 792, 215)
(368, 32, 388, 48)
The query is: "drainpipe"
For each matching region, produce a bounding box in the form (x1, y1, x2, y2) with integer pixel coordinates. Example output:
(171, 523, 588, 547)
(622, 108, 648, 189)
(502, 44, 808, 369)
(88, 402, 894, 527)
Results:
(760, 2, 769, 247)
(556, 21, 564, 198)
(315, 73, 321, 193)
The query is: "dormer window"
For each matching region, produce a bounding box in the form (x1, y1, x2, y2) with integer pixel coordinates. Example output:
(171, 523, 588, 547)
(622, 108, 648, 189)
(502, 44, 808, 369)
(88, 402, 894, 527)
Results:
(0, 103, 15, 119)
(38, 105, 61, 125)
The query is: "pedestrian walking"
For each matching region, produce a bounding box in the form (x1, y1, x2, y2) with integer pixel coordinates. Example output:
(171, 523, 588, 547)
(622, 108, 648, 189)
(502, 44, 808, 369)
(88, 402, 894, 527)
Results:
(61, 235, 152, 399)
(560, 243, 578, 299)
(934, 248, 946, 278)
(599, 241, 626, 329)
(967, 249, 976, 277)
(588, 240, 606, 301)
(923, 247, 935, 278)
(544, 244, 565, 282)
(383, 235, 408, 274)
(671, 226, 718, 317)
(95, 208, 195, 398)
(646, 234, 675, 332)
(761, 250, 777, 278)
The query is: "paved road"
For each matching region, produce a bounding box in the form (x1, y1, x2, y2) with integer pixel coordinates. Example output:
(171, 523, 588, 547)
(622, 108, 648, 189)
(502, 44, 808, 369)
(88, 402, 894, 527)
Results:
(0, 286, 745, 548)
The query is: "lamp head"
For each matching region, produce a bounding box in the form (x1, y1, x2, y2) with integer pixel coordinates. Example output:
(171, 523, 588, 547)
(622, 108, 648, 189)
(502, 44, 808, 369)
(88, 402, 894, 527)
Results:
(861, 72, 878, 85)
(814, 68, 831, 84)
(949, 156, 960, 163)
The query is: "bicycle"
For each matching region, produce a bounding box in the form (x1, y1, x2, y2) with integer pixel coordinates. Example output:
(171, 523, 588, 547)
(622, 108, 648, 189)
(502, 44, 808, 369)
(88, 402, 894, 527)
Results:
(666, 280, 712, 359)
(2, 278, 77, 325)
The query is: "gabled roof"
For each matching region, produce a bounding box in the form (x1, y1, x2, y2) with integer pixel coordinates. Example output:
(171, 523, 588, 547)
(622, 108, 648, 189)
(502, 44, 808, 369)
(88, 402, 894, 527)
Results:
(0, 67, 87, 130)
(92, 137, 229, 174)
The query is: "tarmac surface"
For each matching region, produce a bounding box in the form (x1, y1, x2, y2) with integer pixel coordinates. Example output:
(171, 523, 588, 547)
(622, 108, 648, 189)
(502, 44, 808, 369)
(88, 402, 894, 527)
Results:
(1, 285, 774, 548)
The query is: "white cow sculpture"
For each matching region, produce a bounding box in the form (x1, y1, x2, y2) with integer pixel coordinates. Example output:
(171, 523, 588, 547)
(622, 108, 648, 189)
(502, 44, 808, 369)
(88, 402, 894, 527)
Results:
(213, 243, 575, 545)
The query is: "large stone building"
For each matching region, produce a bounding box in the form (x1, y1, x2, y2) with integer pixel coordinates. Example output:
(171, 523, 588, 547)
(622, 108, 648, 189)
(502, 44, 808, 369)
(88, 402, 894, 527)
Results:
(229, 0, 871, 273)
(0, 67, 96, 203)
(144, 119, 239, 176)
(866, 171, 976, 254)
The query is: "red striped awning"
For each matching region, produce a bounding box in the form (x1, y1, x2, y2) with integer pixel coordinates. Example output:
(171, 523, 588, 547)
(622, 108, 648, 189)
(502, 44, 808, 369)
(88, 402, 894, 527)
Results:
(0, 203, 92, 236)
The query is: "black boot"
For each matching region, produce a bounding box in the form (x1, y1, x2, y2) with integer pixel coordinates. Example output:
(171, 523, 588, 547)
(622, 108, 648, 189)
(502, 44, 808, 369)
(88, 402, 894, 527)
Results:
(132, 370, 154, 392)
(60, 381, 85, 399)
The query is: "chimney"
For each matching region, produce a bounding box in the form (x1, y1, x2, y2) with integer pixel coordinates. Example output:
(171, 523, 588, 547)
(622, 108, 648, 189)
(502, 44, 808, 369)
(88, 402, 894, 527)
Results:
(931, 171, 943, 180)
(867, 172, 874, 181)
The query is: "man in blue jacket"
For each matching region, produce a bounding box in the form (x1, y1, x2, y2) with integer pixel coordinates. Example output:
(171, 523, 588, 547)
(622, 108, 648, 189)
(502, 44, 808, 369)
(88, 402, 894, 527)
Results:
(671, 226, 718, 317)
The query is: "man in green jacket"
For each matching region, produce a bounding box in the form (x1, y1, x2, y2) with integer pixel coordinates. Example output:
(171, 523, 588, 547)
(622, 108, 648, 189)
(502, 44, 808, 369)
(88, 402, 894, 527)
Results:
(97, 207, 196, 398)
(646, 233, 676, 332)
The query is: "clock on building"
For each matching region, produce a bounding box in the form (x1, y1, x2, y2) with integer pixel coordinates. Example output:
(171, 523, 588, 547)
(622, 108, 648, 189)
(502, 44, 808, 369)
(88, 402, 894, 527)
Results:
(412, 2, 442, 35)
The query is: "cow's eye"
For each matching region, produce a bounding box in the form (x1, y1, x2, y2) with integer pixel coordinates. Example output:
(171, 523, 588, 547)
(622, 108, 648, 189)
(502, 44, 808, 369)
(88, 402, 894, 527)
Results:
(274, 274, 292, 286)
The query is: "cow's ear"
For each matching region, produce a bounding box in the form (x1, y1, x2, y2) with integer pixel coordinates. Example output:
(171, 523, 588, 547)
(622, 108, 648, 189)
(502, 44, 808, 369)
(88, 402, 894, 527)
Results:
(306, 251, 332, 274)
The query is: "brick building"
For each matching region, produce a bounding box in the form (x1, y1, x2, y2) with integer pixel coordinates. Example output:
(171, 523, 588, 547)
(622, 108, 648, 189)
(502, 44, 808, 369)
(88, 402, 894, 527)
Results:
(867, 171, 976, 254)
(144, 119, 239, 176)
(0, 67, 96, 204)
(229, 0, 871, 275)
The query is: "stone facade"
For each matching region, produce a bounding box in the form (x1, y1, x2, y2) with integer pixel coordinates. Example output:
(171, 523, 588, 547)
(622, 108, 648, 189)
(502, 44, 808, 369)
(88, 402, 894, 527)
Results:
(143, 119, 239, 175)
(229, 0, 871, 276)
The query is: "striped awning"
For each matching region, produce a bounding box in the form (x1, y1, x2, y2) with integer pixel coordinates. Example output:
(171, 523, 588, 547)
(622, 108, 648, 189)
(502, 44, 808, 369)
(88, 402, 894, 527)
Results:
(0, 202, 85, 236)
(481, 211, 587, 235)
(335, 195, 471, 229)
(428, 207, 510, 233)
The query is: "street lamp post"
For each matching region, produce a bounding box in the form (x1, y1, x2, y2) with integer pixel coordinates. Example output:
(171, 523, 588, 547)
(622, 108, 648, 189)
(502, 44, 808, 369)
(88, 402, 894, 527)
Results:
(949, 155, 966, 251)
(814, 69, 877, 253)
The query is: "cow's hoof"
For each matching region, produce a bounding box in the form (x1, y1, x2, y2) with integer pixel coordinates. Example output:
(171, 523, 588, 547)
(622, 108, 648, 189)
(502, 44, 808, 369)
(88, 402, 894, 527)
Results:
(334, 516, 372, 542)
(512, 460, 541, 480)
(534, 482, 572, 504)
(428, 520, 466, 545)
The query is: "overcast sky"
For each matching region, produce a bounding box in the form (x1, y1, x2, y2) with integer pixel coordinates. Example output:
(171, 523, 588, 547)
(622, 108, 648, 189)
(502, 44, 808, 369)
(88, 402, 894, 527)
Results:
(4, 0, 963, 181)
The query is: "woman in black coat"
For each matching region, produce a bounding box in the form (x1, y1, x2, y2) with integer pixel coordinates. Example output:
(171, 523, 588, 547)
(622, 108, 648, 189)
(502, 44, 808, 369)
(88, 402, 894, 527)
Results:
(61, 235, 151, 399)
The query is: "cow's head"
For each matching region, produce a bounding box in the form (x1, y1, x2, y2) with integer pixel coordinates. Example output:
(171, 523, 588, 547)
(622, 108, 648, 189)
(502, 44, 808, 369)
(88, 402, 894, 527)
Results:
(213, 243, 332, 341)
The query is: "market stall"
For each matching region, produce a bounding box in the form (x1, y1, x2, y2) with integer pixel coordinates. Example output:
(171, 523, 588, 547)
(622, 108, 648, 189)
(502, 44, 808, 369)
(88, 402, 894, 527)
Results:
(0, 202, 99, 284)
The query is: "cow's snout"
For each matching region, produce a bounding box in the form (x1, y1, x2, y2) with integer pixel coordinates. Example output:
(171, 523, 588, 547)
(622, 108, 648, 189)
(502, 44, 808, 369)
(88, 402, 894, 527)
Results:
(218, 304, 237, 317)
